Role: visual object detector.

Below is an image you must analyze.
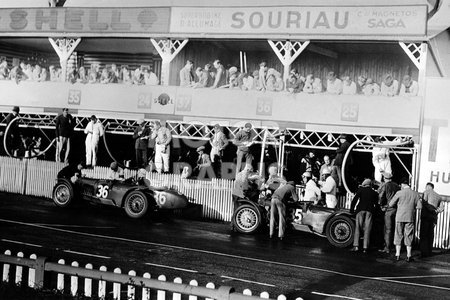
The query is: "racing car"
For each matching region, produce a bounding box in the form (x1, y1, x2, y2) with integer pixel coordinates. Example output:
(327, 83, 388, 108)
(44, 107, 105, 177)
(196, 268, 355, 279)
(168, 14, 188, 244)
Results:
(52, 176, 189, 219)
(232, 192, 356, 247)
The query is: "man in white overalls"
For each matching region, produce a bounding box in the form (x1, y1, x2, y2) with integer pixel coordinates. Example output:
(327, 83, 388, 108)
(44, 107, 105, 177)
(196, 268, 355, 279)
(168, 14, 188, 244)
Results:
(84, 115, 104, 167)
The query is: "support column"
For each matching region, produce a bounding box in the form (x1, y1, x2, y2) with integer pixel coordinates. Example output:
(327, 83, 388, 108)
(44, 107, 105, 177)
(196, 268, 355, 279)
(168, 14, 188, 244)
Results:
(150, 38, 188, 86)
(398, 42, 427, 96)
(267, 40, 310, 81)
(48, 38, 81, 82)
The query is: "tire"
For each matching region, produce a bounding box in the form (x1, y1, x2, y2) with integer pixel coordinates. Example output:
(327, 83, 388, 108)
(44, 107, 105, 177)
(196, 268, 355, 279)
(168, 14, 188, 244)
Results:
(52, 180, 74, 208)
(325, 215, 355, 248)
(123, 191, 149, 219)
(232, 204, 262, 234)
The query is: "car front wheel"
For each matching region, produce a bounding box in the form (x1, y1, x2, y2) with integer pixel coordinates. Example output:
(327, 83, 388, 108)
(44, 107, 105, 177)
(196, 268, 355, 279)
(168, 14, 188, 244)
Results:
(232, 204, 262, 234)
(52, 180, 74, 208)
(325, 215, 355, 248)
(124, 191, 148, 218)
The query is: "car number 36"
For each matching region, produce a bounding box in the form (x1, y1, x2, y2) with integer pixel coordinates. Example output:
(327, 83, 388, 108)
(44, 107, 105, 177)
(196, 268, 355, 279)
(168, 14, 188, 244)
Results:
(292, 208, 303, 223)
(96, 185, 109, 198)
(155, 192, 167, 206)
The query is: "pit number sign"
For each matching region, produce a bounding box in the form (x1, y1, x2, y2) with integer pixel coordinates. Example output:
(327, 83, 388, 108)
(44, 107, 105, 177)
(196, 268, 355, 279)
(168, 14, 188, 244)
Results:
(341, 103, 359, 122)
(256, 98, 273, 116)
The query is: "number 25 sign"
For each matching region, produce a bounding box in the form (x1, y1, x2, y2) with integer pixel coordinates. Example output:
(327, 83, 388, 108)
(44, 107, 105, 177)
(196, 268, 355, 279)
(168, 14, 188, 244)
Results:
(341, 103, 359, 122)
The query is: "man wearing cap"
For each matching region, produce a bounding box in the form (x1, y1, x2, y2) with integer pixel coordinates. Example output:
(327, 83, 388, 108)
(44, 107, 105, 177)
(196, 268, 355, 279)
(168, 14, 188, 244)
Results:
(320, 168, 337, 208)
(389, 178, 421, 262)
(151, 121, 172, 173)
(55, 108, 74, 163)
(302, 172, 321, 204)
(378, 172, 400, 254)
(4, 106, 20, 156)
(350, 179, 379, 253)
(194, 146, 212, 178)
(133, 119, 150, 168)
(334, 134, 353, 188)
(210, 124, 228, 178)
(233, 123, 254, 176)
(270, 181, 298, 240)
(84, 115, 104, 167)
(108, 161, 124, 180)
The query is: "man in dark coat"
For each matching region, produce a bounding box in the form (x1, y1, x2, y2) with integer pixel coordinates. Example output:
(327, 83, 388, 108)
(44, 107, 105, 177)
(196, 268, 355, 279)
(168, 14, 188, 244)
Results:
(350, 179, 379, 253)
(378, 173, 400, 253)
(55, 108, 74, 163)
(133, 119, 150, 168)
(4, 106, 20, 156)
(334, 134, 353, 190)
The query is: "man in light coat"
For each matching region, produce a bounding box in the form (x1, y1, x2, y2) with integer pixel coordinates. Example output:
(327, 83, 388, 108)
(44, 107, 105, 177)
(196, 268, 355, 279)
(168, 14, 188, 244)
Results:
(320, 168, 337, 208)
(389, 178, 422, 262)
(84, 115, 104, 167)
(151, 121, 172, 173)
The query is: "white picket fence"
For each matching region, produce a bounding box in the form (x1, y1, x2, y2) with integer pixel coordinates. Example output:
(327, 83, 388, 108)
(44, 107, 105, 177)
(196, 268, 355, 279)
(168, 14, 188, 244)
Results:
(1, 249, 299, 300)
(0, 156, 450, 249)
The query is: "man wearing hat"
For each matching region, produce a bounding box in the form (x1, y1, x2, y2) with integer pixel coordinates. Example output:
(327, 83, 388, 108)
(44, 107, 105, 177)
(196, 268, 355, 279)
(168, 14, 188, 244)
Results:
(350, 179, 379, 253)
(108, 161, 124, 180)
(320, 168, 337, 208)
(334, 134, 353, 188)
(377, 172, 400, 254)
(210, 124, 228, 178)
(194, 145, 212, 179)
(133, 119, 150, 168)
(233, 122, 254, 177)
(389, 178, 421, 262)
(84, 115, 104, 167)
(55, 108, 74, 163)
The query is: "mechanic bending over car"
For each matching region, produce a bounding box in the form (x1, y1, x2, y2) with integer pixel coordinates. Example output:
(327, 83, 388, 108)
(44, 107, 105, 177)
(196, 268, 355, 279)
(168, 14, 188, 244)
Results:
(262, 165, 286, 193)
(269, 180, 299, 240)
(108, 161, 124, 180)
(57, 162, 85, 184)
(137, 168, 151, 187)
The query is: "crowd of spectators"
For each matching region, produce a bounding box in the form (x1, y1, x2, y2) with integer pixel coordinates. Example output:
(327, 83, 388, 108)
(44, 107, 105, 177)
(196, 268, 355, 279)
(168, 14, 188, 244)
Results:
(180, 59, 419, 97)
(0, 57, 159, 85)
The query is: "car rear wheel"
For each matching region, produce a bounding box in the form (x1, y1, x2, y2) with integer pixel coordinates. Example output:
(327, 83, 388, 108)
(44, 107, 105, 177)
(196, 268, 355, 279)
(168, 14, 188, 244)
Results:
(325, 215, 355, 248)
(232, 204, 261, 234)
(124, 191, 148, 218)
(52, 180, 74, 208)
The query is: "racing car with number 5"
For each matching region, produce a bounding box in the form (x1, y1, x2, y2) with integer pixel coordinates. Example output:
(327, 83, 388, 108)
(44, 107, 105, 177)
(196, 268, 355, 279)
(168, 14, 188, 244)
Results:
(52, 177, 189, 218)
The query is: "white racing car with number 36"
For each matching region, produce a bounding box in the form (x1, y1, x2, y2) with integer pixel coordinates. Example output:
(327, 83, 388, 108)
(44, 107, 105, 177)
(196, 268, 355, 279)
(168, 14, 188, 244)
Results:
(52, 177, 189, 219)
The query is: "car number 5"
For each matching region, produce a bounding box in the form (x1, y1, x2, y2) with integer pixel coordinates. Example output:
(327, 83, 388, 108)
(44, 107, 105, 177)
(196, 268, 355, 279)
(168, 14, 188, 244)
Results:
(293, 208, 302, 223)
(96, 185, 109, 198)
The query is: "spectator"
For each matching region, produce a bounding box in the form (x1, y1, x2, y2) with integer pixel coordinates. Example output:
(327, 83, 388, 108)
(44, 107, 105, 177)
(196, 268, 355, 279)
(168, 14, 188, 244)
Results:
(342, 76, 357, 95)
(326, 71, 343, 94)
(32, 65, 41, 81)
(55, 108, 74, 163)
(266, 69, 284, 92)
(302, 171, 321, 203)
(209, 124, 228, 178)
(24, 64, 33, 80)
(389, 178, 421, 262)
(420, 183, 444, 258)
(320, 155, 332, 176)
(108, 161, 124, 180)
(67, 65, 78, 84)
(212, 59, 227, 89)
(180, 60, 194, 87)
(193, 146, 212, 178)
(233, 122, 254, 175)
(356, 75, 367, 94)
(363, 78, 380, 96)
(227, 67, 241, 89)
(121, 66, 133, 84)
(378, 172, 400, 254)
(320, 168, 337, 208)
(9, 66, 23, 83)
(270, 181, 298, 240)
(88, 64, 98, 83)
(381, 74, 399, 97)
(38, 67, 48, 82)
(350, 179, 379, 253)
(193, 67, 208, 88)
(84, 115, 104, 167)
(303, 74, 322, 93)
(205, 63, 215, 81)
(286, 71, 303, 93)
(49, 65, 59, 82)
(109, 64, 119, 83)
(99, 68, 110, 84)
(133, 119, 150, 168)
(399, 75, 419, 96)
(151, 120, 172, 173)
(250, 70, 262, 91)
(0, 58, 9, 79)
(144, 67, 159, 85)
(77, 66, 88, 83)
(133, 67, 144, 85)
(258, 61, 268, 91)
(372, 137, 392, 183)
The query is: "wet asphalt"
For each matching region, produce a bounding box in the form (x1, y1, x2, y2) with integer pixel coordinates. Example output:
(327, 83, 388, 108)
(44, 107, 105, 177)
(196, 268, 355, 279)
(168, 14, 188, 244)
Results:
(1, 192, 450, 300)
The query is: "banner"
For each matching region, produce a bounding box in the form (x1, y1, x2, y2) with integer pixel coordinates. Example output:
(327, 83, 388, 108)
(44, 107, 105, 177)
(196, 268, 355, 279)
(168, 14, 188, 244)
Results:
(170, 5, 427, 37)
(0, 7, 170, 34)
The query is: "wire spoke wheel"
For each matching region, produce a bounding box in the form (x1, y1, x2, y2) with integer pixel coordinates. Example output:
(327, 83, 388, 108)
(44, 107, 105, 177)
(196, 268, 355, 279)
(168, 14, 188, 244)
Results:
(124, 191, 148, 218)
(326, 215, 355, 248)
(232, 204, 261, 234)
